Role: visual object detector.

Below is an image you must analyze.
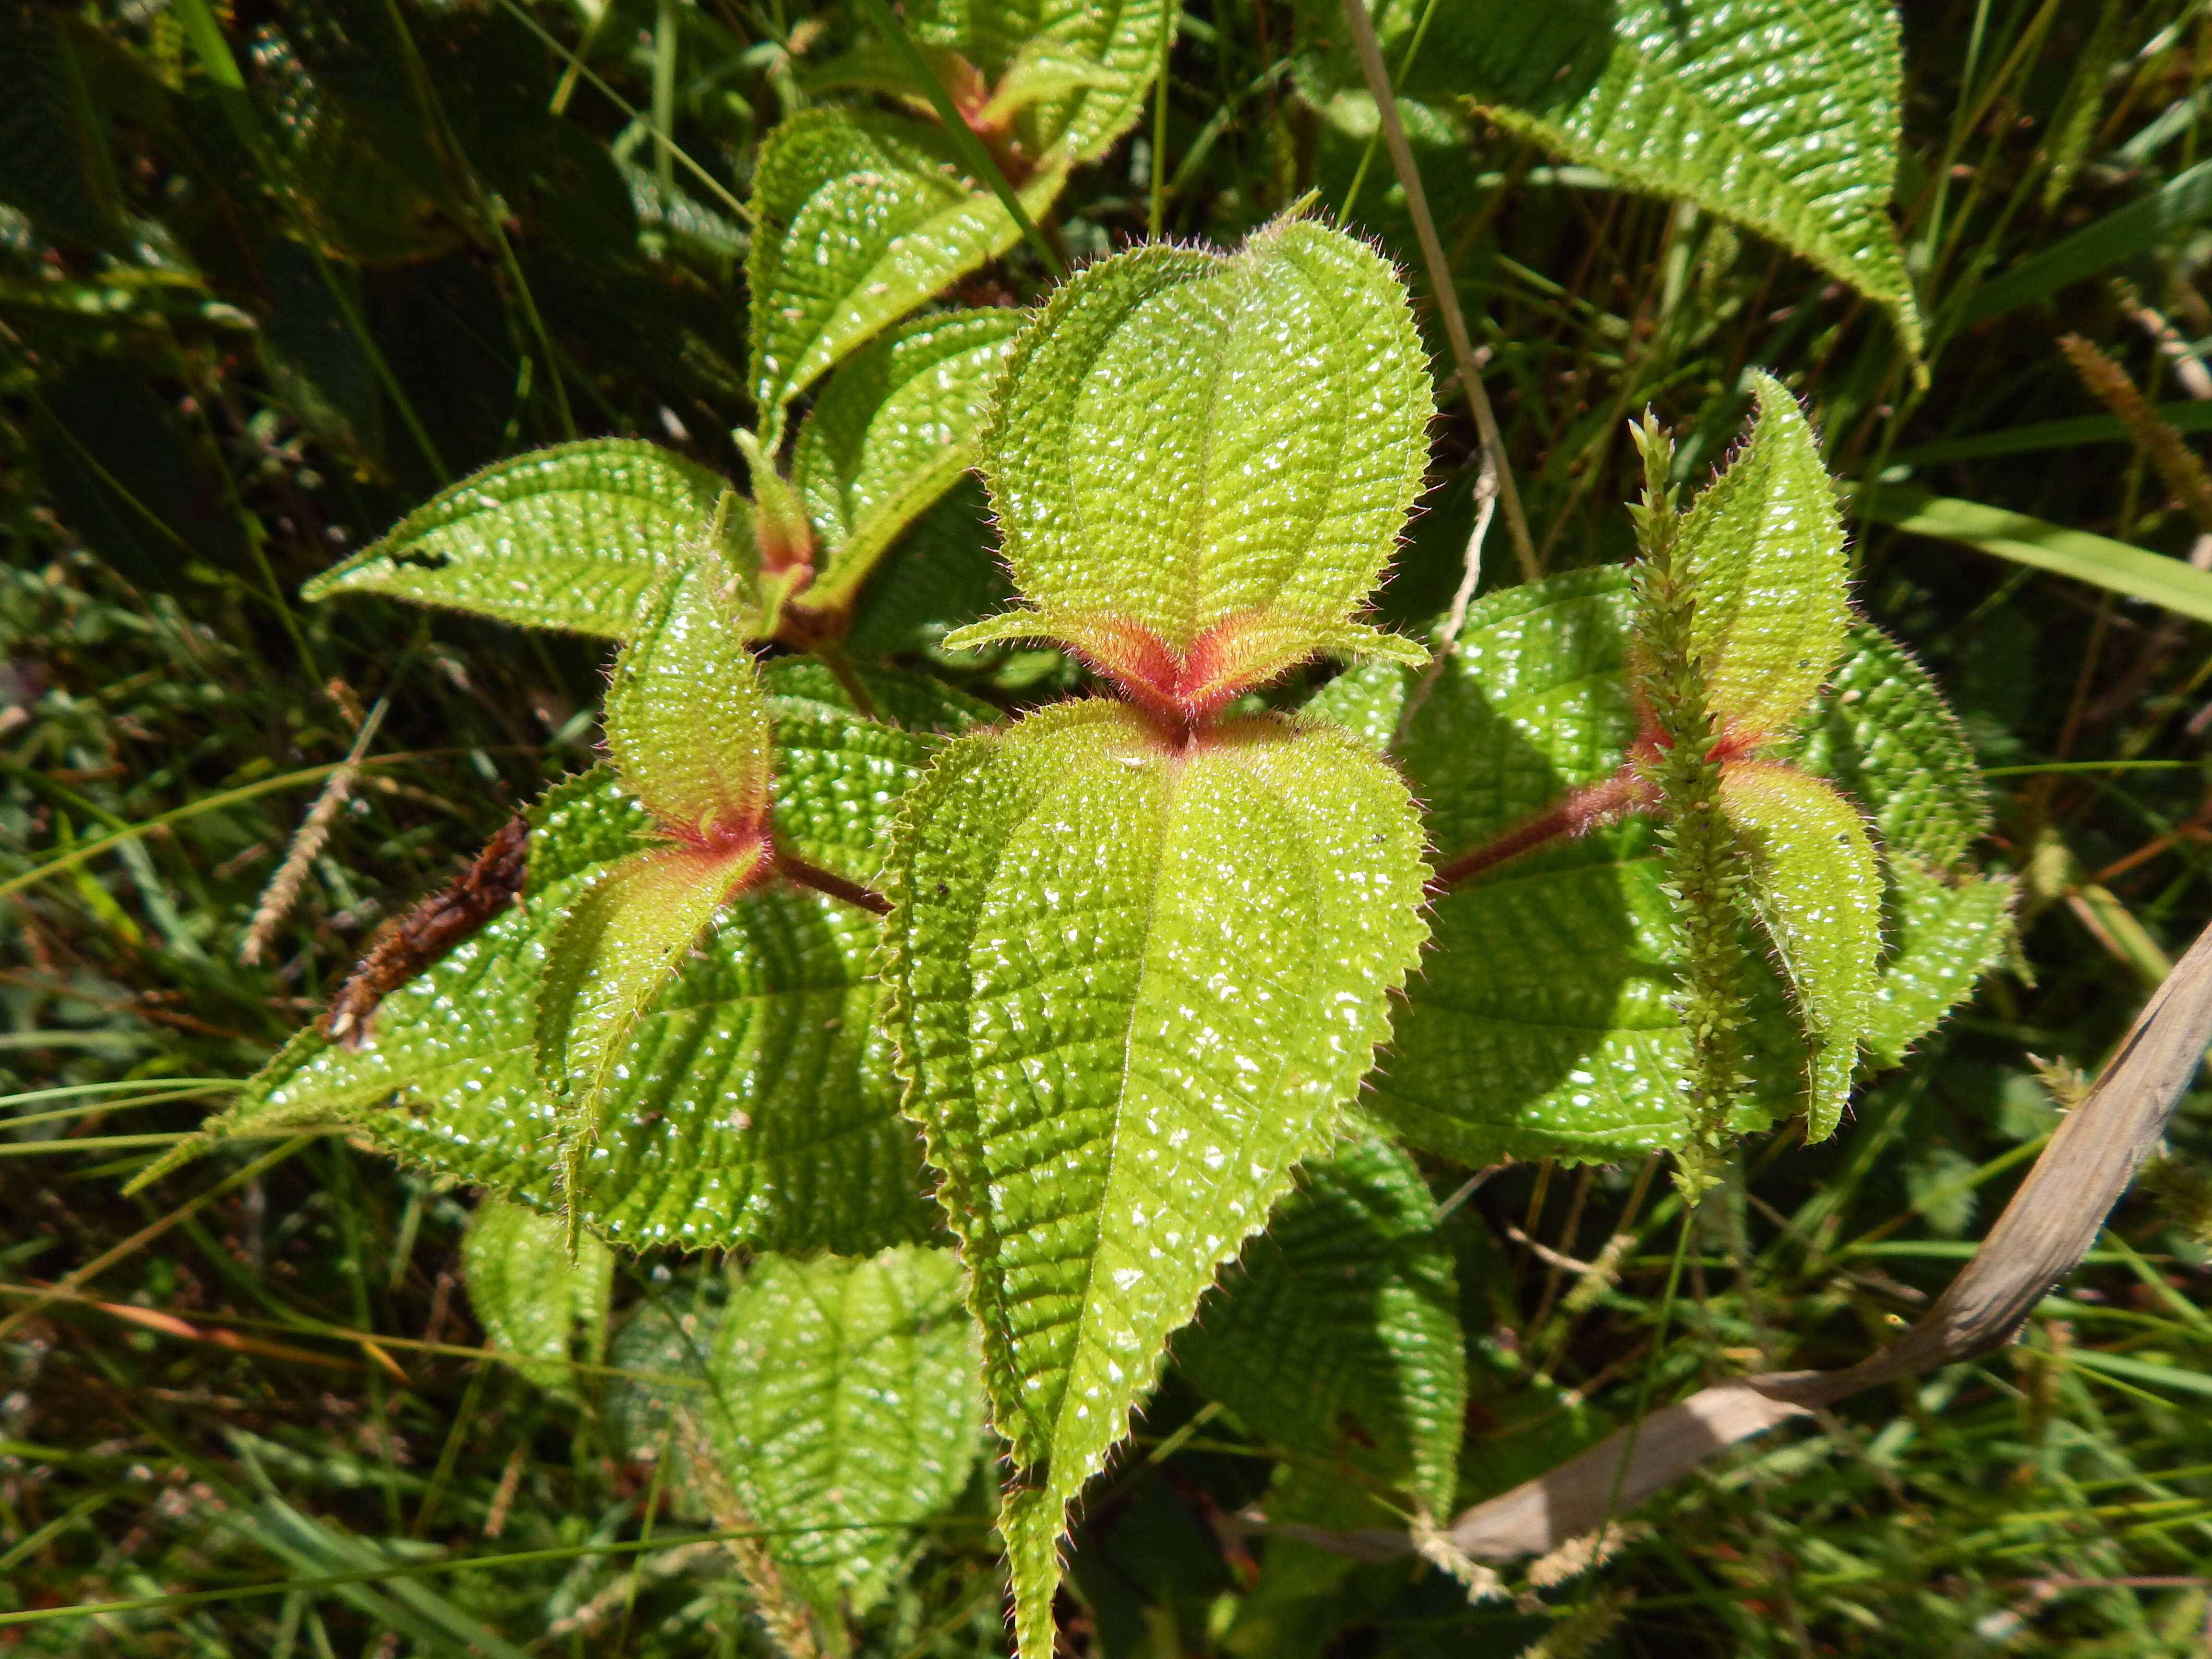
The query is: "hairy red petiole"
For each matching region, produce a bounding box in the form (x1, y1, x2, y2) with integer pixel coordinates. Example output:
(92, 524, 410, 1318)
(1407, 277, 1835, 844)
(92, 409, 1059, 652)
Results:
(1424, 765, 1649, 895)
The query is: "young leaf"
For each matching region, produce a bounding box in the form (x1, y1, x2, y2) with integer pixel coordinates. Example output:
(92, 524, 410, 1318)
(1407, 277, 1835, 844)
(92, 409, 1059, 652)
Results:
(791, 309, 1024, 611)
(1300, 0, 1923, 358)
(1868, 863, 2016, 1068)
(537, 571, 778, 1204)
(902, 0, 1168, 165)
(185, 668, 985, 1253)
(1716, 761, 1884, 1141)
(950, 219, 1434, 714)
(696, 1247, 983, 1628)
(1174, 1137, 1464, 1517)
(462, 1196, 614, 1398)
(1674, 372, 1851, 743)
(602, 570, 775, 845)
(882, 702, 1430, 1657)
(1334, 569, 2004, 1167)
(748, 108, 1069, 439)
(303, 440, 750, 639)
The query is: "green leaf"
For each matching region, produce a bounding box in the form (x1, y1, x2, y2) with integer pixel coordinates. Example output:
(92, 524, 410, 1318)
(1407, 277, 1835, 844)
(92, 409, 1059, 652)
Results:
(762, 659, 996, 886)
(792, 309, 1025, 611)
(952, 219, 1434, 705)
(1675, 371, 1851, 742)
(698, 1247, 983, 1623)
(194, 680, 967, 1252)
(303, 440, 749, 639)
(903, 0, 1168, 164)
(1307, 0, 1922, 357)
(1859, 486, 2212, 627)
(881, 701, 1429, 1658)
(461, 1196, 615, 1398)
(1173, 1137, 1464, 1517)
(1717, 762, 1883, 1142)
(1867, 863, 2016, 1069)
(748, 108, 1069, 439)
(1344, 569, 2002, 1166)
(602, 567, 774, 843)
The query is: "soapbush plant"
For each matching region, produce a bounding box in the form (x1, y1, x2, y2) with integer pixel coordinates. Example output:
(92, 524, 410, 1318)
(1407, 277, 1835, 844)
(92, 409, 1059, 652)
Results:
(141, 8, 2018, 1643)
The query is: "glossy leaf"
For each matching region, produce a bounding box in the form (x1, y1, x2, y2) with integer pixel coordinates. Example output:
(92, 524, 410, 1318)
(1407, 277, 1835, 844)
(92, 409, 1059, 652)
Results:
(1298, 0, 1922, 357)
(181, 670, 986, 1252)
(1868, 862, 2016, 1068)
(1174, 1137, 1464, 1516)
(792, 309, 1024, 609)
(1717, 762, 1883, 1141)
(1331, 569, 2003, 1166)
(697, 1247, 982, 1625)
(903, 0, 1167, 165)
(950, 219, 1433, 705)
(1674, 372, 1851, 742)
(748, 108, 1069, 438)
(462, 1196, 614, 1398)
(303, 440, 749, 639)
(882, 701, 1429, 1657)
(602, 568, 774, 844)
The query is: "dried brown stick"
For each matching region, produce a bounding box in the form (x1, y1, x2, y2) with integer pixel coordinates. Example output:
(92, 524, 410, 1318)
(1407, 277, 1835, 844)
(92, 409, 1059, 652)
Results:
(1284, 913, 2212, 1563)
(1337, 0, 1539, 584)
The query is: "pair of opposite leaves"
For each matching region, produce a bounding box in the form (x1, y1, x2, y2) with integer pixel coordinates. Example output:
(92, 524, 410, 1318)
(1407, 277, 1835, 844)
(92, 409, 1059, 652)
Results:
(499, 219, 1898, 1655)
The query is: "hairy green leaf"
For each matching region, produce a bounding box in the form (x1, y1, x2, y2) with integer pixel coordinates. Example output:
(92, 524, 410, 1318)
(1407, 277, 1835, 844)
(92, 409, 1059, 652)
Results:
(462, 1196, 614, 1397)
(1676, 372, 1851, 742)
(1334, 569, 2002, 1166)
(903, 0, 1167, 165)
(951, 218, 1433, 703)
(1868, 862, 2016, 1069)
(1718, 762, 1883, 1141)
(187, 672, 985, 1252)
(748, 108, 1068, 438)
(697, 1247, 982, 1623)
(1299, 0, 1921, 357)
(303, 440, 749, 639)
(882, 701, 1429, 1657)
(603, 569, 774, 843)
(1174, 1137, 1463, 1517)
(792, 309, 1024, 611)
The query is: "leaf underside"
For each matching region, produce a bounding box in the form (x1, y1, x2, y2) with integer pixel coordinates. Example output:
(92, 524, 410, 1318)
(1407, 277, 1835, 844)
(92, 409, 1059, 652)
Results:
(1173, 1136, 1465, 1517)
(302, 439, 749, 639)
(1322, 568, 2009, 1166)
(883, 700, 1429, 1659)
(966, 217, 1432, 667)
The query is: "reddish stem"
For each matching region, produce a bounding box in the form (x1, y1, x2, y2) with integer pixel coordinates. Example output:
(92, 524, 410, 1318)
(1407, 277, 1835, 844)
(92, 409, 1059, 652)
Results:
(776, 851, 892, 916)
(1425, 765, 1648, 896)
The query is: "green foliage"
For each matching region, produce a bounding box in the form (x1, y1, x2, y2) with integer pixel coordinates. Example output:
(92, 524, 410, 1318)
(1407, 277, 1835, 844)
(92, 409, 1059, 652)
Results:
(950, 218, 1433, 708)
(1340, 571, 2005, 1166)
(902, 0, 1168, 165)
(1296, 0, 1923, 357)
(747, 107, 1068, 442)
(695, 1247, 983, 1634)
(1717, 762, 1884, 1140)
(460, 1196, 615, 1398)
(1174, 1136, 1465, 1517)
(790, 309, 1025, 610)
(1672, 373, 1852, 743)
(882, 702, 1430, 1656)
(303, 441, 752, 640)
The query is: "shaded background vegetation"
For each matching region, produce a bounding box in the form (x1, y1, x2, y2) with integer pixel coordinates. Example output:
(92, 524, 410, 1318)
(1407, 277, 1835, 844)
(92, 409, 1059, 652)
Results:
(5, 0, 2212, 1653)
